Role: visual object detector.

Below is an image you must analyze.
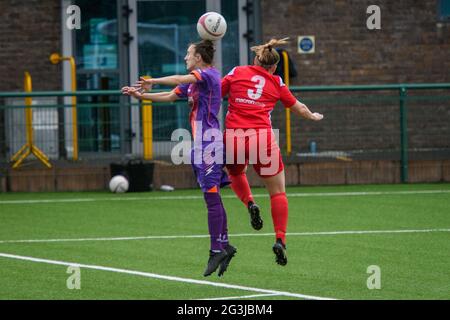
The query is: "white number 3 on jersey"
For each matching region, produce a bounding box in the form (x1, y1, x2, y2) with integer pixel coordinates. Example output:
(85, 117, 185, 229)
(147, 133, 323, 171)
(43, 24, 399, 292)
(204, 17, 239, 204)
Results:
(247, 75, 266, 100)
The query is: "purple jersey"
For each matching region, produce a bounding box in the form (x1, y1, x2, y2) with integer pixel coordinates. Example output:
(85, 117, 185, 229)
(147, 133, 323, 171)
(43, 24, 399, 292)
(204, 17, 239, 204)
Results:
(174, 67, 229, 192)
(174, 67, 222, 139)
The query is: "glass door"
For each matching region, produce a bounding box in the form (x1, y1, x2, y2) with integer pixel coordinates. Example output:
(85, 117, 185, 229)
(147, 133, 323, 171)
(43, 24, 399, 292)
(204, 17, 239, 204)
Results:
(131, 0, 242, 157)
(74, 0, 122, 155)
(137, 0, 206, 154)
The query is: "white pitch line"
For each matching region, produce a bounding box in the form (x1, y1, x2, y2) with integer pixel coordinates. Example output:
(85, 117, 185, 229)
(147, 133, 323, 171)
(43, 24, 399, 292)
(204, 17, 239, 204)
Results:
(0, 252, 335, 300)
(198, 293, 281, 300)
(0, 228, 448, 244)
(0, 189, 449, 205)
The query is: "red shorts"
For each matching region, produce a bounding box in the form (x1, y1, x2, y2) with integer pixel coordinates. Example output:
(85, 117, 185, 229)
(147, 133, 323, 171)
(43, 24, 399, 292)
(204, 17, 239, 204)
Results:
(224, 128, 284, 178)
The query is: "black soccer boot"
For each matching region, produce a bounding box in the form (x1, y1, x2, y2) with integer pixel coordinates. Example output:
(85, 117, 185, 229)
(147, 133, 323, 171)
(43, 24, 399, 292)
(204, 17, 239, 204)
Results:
(203, 250, 228, 277)
(218, 244, 237, 277)
(247, 201, 263, 230)
(272, 238, 287, 266)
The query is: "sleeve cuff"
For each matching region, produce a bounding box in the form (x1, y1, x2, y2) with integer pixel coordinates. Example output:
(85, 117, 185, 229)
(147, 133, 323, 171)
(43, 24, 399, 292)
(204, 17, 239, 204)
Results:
(285, 99, 297, 109)
(174, 87, 183, 96)
(190, 70, 202, 81)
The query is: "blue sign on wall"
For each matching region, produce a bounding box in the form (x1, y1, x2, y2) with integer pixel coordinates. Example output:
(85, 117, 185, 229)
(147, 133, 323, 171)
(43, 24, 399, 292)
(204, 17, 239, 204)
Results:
(298, 36, 315, 54)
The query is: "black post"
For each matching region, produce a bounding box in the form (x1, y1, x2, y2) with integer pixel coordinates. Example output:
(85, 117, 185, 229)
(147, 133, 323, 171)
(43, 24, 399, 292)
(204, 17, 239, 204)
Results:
(399, 87, 408, 183)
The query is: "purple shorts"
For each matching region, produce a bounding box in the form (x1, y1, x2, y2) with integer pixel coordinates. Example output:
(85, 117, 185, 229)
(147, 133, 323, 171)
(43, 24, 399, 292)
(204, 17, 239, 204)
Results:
(191, 148, 229, 192)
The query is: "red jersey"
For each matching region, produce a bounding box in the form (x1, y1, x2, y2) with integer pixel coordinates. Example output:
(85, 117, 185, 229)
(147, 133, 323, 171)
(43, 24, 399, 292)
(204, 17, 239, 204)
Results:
(222, 65, 297, 129)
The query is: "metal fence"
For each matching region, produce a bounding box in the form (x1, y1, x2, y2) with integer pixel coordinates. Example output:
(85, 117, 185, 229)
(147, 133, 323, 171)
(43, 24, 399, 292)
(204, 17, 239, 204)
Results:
(282, 84, 450, 182)
(1, 83, 449, 183)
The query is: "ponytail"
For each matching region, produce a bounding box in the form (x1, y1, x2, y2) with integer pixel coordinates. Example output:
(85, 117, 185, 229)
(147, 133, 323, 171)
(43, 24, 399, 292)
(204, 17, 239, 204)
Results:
(250, 38, 289, 68)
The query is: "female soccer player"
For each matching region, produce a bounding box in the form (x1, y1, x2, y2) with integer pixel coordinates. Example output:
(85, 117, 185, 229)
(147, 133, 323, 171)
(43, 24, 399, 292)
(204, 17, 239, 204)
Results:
(222, 38, 324, 266)
(121, 40, 236, 277)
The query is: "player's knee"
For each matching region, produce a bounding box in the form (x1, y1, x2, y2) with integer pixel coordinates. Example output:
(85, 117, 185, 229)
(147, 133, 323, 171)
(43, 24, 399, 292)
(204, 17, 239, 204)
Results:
(269, 187, 285, 197)
(261, 172, 285, 195)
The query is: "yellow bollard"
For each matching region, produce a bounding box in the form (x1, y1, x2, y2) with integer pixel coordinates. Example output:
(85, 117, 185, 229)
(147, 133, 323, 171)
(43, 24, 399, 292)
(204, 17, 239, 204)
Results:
(141, 76, 153, 160)
(282, 51, 292, 156)
(50, 53, 78, 161)
(11, 72, 52, 169)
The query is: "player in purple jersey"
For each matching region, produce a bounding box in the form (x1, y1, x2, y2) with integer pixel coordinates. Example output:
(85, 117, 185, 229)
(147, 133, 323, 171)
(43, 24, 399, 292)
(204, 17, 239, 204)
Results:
(121, 40, 236, 277)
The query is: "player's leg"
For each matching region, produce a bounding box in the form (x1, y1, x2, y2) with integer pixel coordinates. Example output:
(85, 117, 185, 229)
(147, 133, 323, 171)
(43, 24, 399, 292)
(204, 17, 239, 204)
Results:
(217, 193, 237, 277)
(261, 170, 287, 245)
(204, 187, 224, 252)
(254, 129, 288, 265)
(203, 186, 229, 276)
(225, 130, 263, 230)
(228, 166, 254, 206)
(224, 130, 255, 206)
(202, 162, 238, 277)
(227, 164, 263, 230)
(261, 170, 288, 266)
(261, 170, 287, 241)
(193, 158, 228, 276)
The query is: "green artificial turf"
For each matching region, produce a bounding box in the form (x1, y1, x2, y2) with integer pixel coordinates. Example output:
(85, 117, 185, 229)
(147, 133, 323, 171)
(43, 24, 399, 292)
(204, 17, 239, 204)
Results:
(0, 183, 449, 300)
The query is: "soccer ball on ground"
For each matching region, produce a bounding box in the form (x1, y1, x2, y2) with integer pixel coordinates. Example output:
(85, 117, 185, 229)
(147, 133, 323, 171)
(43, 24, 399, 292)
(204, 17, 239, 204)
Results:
(109, 175, 129, 193)
(197, 12, 227, 41)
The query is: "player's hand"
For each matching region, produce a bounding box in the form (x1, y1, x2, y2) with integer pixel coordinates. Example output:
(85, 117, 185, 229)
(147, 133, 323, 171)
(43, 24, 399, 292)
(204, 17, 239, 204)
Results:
(134, 77, 154, 92)
(311, 112, 324, 121)
(122, 86, 143, 99)
(121, 86, 132, 95)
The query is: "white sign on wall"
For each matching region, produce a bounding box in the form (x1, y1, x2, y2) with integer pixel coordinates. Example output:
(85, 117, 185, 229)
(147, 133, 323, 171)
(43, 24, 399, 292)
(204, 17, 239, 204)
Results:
(298, 36, 315, 54)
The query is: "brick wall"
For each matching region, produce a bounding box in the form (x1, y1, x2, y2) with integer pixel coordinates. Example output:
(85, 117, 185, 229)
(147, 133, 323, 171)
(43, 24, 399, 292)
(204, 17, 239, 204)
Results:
(271, 90, 450, 154)
(0, 0, 448, 178)
(0, 0, 62, 92)
(261, 0, 450, 154)
(4, 160, 450, 192)
(0, 0, 62, 160)
(261, 0, 450, 86)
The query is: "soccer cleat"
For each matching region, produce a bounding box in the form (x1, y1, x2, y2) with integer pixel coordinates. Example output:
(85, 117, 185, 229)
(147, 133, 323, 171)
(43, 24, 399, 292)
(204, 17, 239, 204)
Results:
(203, 250, 228, 277)
(247, 201, 263, 230)
(218, 244, 237, 277)
(272, 238, 287, 266)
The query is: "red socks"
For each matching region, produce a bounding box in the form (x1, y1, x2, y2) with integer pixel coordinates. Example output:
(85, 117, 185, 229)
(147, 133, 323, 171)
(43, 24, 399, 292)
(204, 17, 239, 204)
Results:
(230, 173, 288, 244)
(229, 172, 254, 206)
(270, 192, 288, 245)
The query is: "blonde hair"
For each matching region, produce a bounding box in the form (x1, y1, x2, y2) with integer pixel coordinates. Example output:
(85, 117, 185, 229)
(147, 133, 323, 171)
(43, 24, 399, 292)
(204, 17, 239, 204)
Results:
(250, 38, 289, 68)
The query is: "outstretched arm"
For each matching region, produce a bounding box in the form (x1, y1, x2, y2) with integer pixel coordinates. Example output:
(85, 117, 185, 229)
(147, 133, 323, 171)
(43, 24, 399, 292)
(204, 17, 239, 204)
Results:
(135, 74, 198, 89)
(121, 86, 179, 102)
(289, 100, 323, 121)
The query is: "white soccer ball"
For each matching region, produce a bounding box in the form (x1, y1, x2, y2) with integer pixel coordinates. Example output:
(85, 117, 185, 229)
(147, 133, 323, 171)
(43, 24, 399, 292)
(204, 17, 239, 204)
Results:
(160, 185, 175, 192)
(109, 175, 129, 193)
(197, 12, 227, 41)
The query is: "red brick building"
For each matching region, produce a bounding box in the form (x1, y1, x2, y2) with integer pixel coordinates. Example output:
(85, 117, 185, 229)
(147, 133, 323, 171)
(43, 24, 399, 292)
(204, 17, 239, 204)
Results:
(0, 0, 449, 190)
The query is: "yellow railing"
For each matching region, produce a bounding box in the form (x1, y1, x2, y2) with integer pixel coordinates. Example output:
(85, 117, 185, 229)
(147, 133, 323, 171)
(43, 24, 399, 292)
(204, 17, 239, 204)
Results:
(50, 53, 78, 161)
(10, 72, 52, 169)
(282, 50, 292, 156)
(141, 76, 153, 160)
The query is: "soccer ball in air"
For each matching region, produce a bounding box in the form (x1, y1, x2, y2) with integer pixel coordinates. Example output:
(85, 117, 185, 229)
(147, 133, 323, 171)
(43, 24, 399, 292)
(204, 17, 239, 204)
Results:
(197, 12, 227, 41)
(109, 175, 129, 193)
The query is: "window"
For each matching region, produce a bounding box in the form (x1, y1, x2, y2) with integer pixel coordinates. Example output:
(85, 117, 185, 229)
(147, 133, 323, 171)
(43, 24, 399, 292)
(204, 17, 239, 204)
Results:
(74, 0, 121, 153)
(135, 0, 241, 141)
(438, 0, 450, 21)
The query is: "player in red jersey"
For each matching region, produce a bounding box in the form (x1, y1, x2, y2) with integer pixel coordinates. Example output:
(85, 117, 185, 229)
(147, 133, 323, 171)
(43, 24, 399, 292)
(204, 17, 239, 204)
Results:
(222, 38, 324, 266)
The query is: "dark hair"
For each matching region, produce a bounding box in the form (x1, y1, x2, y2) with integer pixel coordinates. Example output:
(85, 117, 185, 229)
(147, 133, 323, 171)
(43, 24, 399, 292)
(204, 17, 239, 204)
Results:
(192, 40, 215, 64)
